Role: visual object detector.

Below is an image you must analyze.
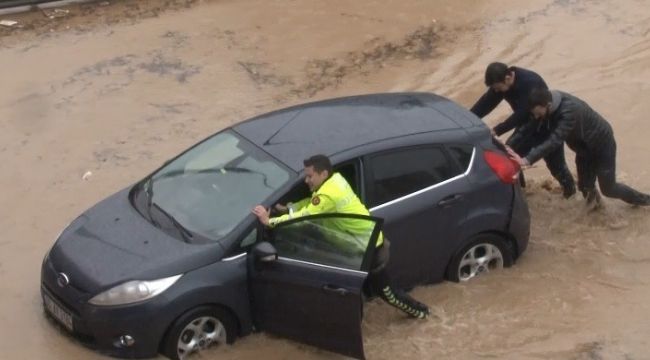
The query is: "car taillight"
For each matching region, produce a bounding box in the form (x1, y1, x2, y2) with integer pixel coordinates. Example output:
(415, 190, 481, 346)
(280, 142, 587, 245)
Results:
(483, 150, 520, 184)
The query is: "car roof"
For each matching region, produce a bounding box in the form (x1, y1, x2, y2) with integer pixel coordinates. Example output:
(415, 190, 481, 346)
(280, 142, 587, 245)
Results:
(233, 92, 483, 171)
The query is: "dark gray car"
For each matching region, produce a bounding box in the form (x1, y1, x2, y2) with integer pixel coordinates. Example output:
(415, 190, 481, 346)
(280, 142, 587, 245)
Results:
(41, 92, 530, 360)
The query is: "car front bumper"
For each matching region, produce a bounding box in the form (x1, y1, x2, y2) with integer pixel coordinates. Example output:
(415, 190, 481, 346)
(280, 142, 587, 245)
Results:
(41, 258, 175, 359)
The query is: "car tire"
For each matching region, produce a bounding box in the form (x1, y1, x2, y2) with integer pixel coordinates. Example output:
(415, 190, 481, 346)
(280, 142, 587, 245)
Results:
(446, 234, 513, 282)
(161, 306, 237, 360)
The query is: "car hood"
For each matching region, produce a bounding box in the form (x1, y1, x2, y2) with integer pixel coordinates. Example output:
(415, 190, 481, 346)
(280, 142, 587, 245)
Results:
(48, 188, 225, 294)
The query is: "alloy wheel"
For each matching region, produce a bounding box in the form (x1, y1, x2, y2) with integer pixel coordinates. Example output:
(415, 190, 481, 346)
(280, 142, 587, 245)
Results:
(457, 243, 504, 281)
(177, 316, 227, 359)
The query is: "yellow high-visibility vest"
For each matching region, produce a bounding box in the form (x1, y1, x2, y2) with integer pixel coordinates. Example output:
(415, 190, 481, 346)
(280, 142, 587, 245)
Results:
(269, 172, 384, 249)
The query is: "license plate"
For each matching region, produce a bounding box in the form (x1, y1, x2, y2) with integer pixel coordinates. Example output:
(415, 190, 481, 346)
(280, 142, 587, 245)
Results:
(43, 293, 74, 332)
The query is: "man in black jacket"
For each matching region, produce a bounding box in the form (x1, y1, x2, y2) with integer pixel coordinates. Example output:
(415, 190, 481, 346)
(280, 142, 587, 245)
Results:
(512, 88, 650, 206)
(471, 62, 576, 198)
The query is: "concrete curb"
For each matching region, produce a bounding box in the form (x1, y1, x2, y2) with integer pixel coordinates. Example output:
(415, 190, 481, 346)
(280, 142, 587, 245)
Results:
(0, 0, 99, 16)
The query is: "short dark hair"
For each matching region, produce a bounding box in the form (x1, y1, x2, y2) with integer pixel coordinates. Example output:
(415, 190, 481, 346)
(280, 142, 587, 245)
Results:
(484, 62, 512, 86)
(528, 88, 552, 109)
(303, 154, 332, 174)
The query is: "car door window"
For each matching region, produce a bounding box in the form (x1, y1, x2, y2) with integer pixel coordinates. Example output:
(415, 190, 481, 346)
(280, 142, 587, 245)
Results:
(240, 228, 257, 248)
(367, 146, 456, 207)
(334, 161, 361, 199)
(271, 214, 381, 271)
(275, 159, 362, 211)
(447, 144, 474, 174)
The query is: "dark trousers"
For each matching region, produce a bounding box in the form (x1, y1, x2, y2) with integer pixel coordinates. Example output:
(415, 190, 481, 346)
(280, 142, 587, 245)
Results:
(574, 137, 649, 205)
(512, 136, 576, 193)
(368, 240, 428, 318)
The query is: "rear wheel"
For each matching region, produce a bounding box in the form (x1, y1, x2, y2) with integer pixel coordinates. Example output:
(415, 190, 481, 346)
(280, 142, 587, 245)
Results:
(446, 234, 513, 282)
(161, 306, 236, 360)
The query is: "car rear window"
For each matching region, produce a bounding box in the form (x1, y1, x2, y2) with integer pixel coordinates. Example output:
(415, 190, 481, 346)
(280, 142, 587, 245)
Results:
(367, 146, 456, 207)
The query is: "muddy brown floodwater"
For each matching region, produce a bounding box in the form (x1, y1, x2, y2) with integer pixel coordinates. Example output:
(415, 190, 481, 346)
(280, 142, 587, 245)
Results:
(1, 0, 650, 359)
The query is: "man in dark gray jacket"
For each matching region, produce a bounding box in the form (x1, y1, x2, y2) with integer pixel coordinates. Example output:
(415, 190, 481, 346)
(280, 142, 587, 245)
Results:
(511, 88, 650, 206)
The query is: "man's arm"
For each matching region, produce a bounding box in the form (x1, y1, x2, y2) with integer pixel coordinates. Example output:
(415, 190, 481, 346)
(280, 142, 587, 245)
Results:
(524, 109, 576, 165)
(290, 198, 311, 212)
(274, 196, 310, 214)
(470, 89, 504, 118)
(254, 194, 337, 227)
(494, 88, 536, 136)
(493, 111, 528, 136)
(506, 117, 536, 150)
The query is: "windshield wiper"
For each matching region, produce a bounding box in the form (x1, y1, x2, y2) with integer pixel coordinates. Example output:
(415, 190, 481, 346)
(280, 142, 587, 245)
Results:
(222, 166, 273, 189)
(151, 202, 194, 243)
(139, 178, 162, 227)
(143, 178, 154, 206)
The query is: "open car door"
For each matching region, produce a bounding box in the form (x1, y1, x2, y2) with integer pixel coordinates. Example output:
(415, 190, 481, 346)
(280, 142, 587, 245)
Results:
(249, 213, 383, 359)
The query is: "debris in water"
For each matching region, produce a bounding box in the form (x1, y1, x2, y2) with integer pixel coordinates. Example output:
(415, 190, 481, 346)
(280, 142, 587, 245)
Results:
(0, 20, 18, 27)
(42, 9, 70, 19)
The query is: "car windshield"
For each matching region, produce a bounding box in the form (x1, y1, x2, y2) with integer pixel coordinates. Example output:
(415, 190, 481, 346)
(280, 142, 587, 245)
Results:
(137, 130, 291, 242)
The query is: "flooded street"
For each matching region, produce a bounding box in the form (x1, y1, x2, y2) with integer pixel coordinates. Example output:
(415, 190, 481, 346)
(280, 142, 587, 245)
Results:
(1, 0, 650, 359)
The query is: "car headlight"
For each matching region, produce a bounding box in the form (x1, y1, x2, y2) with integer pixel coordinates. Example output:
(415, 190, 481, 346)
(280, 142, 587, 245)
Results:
(88, 274, 182, 306)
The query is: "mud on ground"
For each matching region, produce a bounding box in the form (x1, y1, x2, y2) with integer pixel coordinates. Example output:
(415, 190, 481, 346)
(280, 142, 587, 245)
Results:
(0, 0, 199, 40)
(1, 0, 650, 359)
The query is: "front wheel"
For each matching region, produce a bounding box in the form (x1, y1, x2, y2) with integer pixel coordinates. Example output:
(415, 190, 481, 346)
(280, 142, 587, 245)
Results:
(446, 234, 513, 282)
(161, 306, 237, 360)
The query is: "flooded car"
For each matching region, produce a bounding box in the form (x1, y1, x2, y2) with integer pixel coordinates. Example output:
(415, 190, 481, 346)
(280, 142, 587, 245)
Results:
(40, 92, 529, 360)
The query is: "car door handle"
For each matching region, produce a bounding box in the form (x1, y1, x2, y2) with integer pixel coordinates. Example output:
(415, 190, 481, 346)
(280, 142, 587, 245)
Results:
(438, 194, 463, 207)
(322, 285, 350, 296)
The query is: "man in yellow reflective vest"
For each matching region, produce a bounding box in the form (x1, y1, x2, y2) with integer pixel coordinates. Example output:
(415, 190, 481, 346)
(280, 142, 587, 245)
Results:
(253, 154, 430, 319)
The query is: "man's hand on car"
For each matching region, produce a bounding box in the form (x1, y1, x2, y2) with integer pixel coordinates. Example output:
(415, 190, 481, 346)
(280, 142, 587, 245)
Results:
(274, 203, 289, 214)
(504, 145, 530, 168)
(252, 205, 271, 225)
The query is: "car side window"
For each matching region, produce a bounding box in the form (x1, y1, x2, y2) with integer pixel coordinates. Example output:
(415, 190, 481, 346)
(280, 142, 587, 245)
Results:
(275, 159, 362, 209)
(367, 146, 455, 207)
(334, 161, 361, 200)
(447, 144, 474, 174)
(272, 216, 378, 271)
(240, 228, 257, 248)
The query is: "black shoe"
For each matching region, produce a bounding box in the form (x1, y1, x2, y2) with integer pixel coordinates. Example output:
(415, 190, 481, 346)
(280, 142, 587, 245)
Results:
(638, 194, 650, 206)
(563, 185, 577, 199)
(586, 189, 601, 204)
(585, 189, 603, 211)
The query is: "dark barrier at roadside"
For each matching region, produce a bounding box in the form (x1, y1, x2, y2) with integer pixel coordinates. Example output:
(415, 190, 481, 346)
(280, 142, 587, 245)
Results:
(0, 0, 93, 10)
(1, 0, 51, 9)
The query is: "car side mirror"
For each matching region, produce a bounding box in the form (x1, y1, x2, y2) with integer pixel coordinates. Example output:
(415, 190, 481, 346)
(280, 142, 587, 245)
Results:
(253, 242, 277, 263)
